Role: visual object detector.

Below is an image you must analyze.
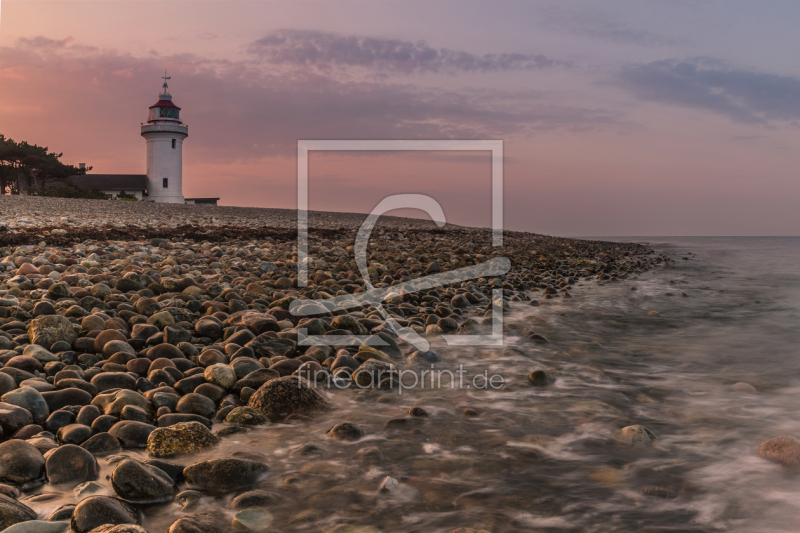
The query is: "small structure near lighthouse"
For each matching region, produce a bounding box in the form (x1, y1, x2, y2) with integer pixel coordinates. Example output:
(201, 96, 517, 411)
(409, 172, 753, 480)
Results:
(141, 74, 188, 203)
(45, 74, 218, 204)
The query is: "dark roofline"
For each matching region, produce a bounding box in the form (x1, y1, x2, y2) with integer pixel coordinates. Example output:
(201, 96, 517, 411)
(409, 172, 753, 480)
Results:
(64, 174, 148, 191)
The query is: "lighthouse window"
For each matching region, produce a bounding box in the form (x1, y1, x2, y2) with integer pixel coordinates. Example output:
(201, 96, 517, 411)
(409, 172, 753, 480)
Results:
(159, 107, 179, 119)
(172, 139, 176, 149)
(163, 178, 169, 188)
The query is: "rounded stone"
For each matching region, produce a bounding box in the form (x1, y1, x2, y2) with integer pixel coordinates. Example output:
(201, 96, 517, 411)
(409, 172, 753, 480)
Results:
(108, 421, 157, 449)
(232, 509, 273, 531)
(70, 496, 140, 533)
(0, 520, 68, 533)
(146, 421, 220, 458)
(0, 439, 45, 485)
(176, 393, 216, 418)
(111, 458, 176, 504)
(616, 425, 656, 448)
(203, 364, 237, 390)
(1, 387, 49, 424)
(56, 423, 93, 445)
(183, 458, 269, 494)
(0, 402, 33, 436)
(29, 315, 78, 349)
(45, 444, 99, 485)
(93, 330, 127, 354)
(224, 407, 270, 427)
(0, 494, 37, 530)
(81, 432, 122, 456)
(326, 421, 365, 442)
(758, 435, 800, 467)
(91, 372, 137, 393)
(247, 375, 329, 422)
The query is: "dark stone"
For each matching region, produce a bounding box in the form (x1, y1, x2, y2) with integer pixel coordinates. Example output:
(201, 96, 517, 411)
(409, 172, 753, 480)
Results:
(47, 503, 75, 521)
(56, 423, 93, 445)
(407, 350, 441, 365)
(183, 458, 269, 494)
(10, 424, 42, 440)
(121, 405, 151, 424)
(229, 489, 281, 509)
(0, 439, 45, 486)
(167, 513, 228, 533)
(157, 414, 212, 429)
(56, 378, 98, 396)
(108, 421, 156, 449)
(174, 375, 206, 396)
(247, 375, 329, 422)
(5, 356, 43, 374)
(71, 496, 140, 533)
(76, 405, 101, 426)
(40, 388, 93, 411)
(143, 459, 185, 483)
(245, 335, 297, 359)
(232, 369, 280, 394)
(0, 402, 33, 435)
(269, 358, 302, 377)
(176, 393, 216, 418)
(0, 493, 37, 530)
(91, 372, 137, 393)
(147, 343, 185, 360)
(91, 415, 119, 434)
(527, 370, 552, 387)
(45, 444, 99, 484)
(81, 432, 122, 456)
(327, 421, 365, 441)
(111, 458, 176, 504)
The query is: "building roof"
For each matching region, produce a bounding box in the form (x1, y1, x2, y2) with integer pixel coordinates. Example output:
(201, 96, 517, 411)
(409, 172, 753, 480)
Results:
(63, 174, 148, 191)
(150, 99, 180, 109)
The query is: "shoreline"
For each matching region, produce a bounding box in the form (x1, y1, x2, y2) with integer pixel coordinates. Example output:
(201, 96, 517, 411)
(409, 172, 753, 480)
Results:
(0, 196, 669, 532)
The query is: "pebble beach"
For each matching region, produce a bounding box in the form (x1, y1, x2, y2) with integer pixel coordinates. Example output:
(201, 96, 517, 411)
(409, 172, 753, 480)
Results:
(0, 195, 724, 533)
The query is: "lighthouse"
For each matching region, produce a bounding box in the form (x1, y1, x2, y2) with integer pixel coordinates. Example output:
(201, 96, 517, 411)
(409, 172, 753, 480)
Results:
(141, 75, 187, 203)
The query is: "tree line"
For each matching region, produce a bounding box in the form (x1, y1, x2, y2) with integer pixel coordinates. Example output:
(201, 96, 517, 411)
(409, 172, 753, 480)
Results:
(0, 134, 90, 195)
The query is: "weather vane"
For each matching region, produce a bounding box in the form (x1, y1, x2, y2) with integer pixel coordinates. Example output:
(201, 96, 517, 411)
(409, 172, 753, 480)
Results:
(161, 71, 171, 93)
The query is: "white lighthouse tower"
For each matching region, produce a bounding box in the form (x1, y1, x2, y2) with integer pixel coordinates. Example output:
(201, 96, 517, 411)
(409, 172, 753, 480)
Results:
(141, 74, 187, 203)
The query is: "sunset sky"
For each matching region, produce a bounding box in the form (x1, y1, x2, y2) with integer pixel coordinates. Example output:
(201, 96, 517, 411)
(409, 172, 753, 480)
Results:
(2, 1, 800, 236)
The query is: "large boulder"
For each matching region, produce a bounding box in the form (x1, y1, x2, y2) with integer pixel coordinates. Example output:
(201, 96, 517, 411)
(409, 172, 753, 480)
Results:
(183, 458, 269, 494)
(45, 444, 99, 484)
(146, 421, 220, 458)
(247, 376, 329, 422)
(0, 494, 37, 530)
(0, 440, 45, 485)
(28, 315, 78, 349)
(71, 496, 140, 533)
(1, 387, 49, 423)
(111, 458, 176, 504)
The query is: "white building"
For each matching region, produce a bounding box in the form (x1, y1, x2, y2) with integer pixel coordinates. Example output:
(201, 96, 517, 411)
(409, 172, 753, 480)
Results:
(56, 76, 218, 204)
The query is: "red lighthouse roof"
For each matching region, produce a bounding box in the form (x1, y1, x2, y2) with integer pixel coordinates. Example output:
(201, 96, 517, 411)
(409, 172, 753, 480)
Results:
(150, 98, 180, 109)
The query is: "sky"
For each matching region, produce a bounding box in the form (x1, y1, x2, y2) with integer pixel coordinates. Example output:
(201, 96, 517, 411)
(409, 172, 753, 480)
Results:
(2, 0, 800, 236)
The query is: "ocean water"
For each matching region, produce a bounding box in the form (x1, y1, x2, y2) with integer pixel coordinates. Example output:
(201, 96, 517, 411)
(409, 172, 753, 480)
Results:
(25, 237, 800, 532)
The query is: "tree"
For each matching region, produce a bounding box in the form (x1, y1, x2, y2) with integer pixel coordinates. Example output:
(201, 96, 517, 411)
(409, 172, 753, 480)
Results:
(0, 134, 91, 194)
